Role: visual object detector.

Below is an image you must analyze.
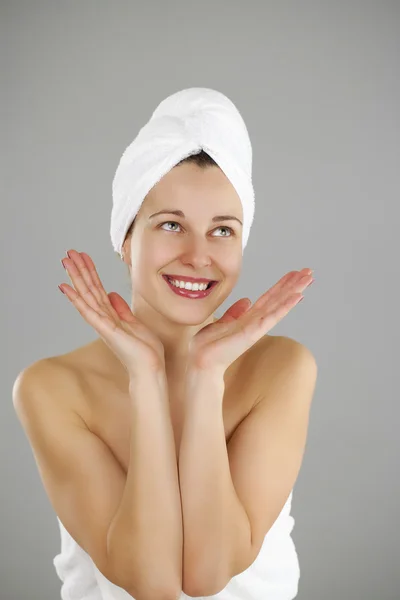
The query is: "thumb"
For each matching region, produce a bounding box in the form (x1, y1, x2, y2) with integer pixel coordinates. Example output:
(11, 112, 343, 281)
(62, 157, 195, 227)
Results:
(218, 298, 252, 324)
(108, 292, 136, 323)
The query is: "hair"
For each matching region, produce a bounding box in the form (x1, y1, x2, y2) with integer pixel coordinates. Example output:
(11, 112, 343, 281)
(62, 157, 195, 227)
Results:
(119, 150, 218, 256)
(175, 150, 218, 169)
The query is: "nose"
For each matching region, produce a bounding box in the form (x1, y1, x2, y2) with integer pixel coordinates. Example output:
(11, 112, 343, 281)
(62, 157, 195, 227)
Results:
(179, 234, 212, 270)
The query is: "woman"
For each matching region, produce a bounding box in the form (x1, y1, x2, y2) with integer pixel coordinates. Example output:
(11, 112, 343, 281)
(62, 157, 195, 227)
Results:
(13, 89, 316, 600)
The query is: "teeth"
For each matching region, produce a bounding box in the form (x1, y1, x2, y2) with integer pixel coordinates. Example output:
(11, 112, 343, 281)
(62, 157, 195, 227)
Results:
(167, 277, 210, 291)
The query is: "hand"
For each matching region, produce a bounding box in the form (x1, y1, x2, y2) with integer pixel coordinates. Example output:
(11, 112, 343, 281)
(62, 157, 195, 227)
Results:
(58, 250, 166, 376)
(187, 268, 314, 374)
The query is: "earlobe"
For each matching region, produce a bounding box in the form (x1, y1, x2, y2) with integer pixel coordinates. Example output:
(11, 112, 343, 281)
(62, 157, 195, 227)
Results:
(121, 235, 132, 264)
(121, 241, 127, 262)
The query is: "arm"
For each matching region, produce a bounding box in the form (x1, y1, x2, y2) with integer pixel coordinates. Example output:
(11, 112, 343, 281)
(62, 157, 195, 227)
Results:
(107, 368, 183, 600)
(179, 341, 317, 597)
(13, 361, 182, 600)
(178, 371, 252, 597)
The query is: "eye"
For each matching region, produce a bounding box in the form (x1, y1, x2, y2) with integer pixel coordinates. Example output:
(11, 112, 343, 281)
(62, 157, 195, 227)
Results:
(160, 221, 181, 232)
(215, 226, 234, 237)
(159, 221, 234, 236)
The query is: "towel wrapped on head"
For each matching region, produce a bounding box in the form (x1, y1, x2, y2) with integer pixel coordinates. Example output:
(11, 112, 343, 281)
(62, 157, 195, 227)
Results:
(110, 87, 255, 257)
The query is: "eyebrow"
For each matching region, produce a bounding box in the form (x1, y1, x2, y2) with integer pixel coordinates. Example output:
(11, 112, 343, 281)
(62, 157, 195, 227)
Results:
(149, 209, 243, 226)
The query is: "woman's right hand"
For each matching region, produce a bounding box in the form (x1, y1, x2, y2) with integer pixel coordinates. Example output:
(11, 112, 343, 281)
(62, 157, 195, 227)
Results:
(59, 249, 166, 377)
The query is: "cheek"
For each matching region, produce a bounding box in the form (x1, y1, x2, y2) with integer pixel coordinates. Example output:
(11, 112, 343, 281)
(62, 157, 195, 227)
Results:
(134, 246, 174, 280)
(224, 255, 241, 276)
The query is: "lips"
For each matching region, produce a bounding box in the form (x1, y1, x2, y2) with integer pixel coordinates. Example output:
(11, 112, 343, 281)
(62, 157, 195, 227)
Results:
(162, 275, 218, 299)
(164, 274, 216, 285)
(165, 275, 212, 288)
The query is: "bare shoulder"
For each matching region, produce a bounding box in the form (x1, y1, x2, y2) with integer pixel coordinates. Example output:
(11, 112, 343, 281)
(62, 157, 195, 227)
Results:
(250, 335, 317, 398)
(259, 334, 317, 364)
(12, 355, 86, 421)
(12, 338, 105, 415)
(245, 334, 312, 367)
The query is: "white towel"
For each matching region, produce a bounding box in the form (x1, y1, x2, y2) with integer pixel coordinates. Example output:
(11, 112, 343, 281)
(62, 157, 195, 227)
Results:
(53, 490, 300, 599)
(110, 87, 255, 258)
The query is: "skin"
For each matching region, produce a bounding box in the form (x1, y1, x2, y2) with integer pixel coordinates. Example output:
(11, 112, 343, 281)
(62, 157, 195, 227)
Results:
(120, 162, 245, 371)
(59, 161, 313, 384)
(60, 162, 249, 380)
(47, 162, 314, 599)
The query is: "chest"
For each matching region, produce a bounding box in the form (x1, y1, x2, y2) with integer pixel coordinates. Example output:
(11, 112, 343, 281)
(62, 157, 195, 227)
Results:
(85, 362, 258, 474)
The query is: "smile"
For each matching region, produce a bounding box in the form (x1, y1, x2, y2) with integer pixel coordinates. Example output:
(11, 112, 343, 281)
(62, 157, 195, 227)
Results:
(162, 275, 218, 299)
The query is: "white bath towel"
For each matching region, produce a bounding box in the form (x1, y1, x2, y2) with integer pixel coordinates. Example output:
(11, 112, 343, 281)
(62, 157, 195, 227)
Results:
(53, 490, 300, 599)
(110, 87, 255, 258)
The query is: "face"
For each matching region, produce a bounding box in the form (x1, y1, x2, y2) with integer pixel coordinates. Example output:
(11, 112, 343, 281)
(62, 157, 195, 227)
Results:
(123, 162, 243, 326)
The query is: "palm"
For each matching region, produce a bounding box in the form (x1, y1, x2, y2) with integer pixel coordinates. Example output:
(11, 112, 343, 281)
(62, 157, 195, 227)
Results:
(189, 268, 313, 372)
(59, 250, 165, 372)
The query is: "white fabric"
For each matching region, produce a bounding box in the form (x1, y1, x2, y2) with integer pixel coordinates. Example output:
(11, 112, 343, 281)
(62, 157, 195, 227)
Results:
(53, 490, 300, 600)
(110, 87, 255, 258)
(56, 87, 300, 599)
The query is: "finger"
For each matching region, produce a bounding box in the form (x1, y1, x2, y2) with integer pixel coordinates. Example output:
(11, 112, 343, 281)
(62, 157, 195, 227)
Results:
(80, 252, 114, 305)
(252, 268, 311, 313)
(244, 292, 303, 342)
(75, 251, 106, 304)
(66, 250, 108, 307)
(268, 271, 312, 314)
(250, 271, 297, 313)
(240, 270, 311, 337)
(64, 250, 119, 321)
(108, 292, 137, 323)
(218, 298, 252, 323)
(264, 292, 304, 329)
(60, 283, 118, 332)
(79, 252, 121, 322)
(62, 250, 103, 313)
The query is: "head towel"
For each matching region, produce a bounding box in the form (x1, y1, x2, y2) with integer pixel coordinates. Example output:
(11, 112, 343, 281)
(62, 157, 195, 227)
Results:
(110, 87, 255, 257)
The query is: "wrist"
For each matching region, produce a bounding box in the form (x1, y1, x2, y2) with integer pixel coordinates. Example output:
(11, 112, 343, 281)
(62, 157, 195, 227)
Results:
(186, 366, 225, 388)
(128, 366, 168, 391)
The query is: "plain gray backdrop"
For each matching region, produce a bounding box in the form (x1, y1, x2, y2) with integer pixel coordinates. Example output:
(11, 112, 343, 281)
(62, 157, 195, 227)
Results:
(2, 1, 399, 599)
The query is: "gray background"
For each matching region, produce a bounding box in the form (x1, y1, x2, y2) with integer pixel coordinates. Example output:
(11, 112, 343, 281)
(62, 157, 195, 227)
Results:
(2, 1, 399, 599)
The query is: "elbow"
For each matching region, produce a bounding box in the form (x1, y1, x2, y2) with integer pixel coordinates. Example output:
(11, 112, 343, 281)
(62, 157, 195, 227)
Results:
(125, 584, 181, 600)
(109, 563, 181, 600)
(118, 568, 181, 600)
(127, 564, 182, 600)
(183, 569, 229, 598)
(183, 579, 227, 598)
(106, 542, 181, 600)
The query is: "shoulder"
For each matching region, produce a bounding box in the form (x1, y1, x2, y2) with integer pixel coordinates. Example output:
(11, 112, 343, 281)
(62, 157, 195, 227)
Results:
(13, 338, 99, 403)
(12, 356, 85, 418)
(262, 335, 317, 365)
(249, 334, 316, 366)
(252, 335, 317, 394)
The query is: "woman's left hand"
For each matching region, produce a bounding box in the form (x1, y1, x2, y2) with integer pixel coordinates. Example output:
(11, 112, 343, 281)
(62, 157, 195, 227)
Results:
(187, 268, 314, 374)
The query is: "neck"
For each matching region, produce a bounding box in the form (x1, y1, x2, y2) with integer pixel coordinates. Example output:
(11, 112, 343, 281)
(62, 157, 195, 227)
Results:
(90, 315, 218, 379)
(129, 297, 218, 369)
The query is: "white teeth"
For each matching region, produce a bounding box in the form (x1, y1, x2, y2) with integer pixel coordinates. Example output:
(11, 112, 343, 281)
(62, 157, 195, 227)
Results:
(167, 277, 211, 291)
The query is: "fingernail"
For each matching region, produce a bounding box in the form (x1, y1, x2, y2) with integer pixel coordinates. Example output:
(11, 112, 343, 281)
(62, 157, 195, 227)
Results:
(61, 259, 67, 270)
(66, 250, 71, 258)
(58, 285, 65, 294)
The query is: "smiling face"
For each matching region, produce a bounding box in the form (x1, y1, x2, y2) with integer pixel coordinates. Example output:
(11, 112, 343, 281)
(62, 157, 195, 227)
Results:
(121, 160, 243, 328)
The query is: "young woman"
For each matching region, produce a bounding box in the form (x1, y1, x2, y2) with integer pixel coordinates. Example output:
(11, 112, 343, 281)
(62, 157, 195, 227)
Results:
(13, 91, 317, 600)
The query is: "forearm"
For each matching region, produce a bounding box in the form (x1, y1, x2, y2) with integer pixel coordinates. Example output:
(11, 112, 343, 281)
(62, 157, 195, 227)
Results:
(178, 370, 252, 595)
(107, 369, 183, 598)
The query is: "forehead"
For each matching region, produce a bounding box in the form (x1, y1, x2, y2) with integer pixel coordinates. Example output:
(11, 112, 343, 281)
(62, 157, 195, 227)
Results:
(142, 163, 242, 218)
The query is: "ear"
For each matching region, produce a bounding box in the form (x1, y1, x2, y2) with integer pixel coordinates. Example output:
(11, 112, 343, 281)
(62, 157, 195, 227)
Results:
(121, 235, 132, 264)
